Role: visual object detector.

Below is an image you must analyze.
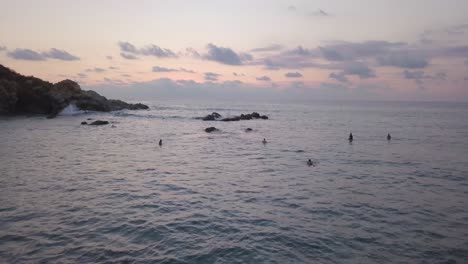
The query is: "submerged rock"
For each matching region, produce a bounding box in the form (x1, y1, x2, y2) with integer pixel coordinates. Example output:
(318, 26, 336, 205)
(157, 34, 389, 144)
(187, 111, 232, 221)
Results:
(89, 120, 109, 126)
(0, 64, 149, 118)
(81, 121, 88, 125)
(245, 128, 253, 132)
(205, 127, 219, 133)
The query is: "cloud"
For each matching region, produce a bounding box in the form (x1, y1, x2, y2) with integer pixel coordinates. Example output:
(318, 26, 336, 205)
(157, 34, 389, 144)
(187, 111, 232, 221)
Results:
(251, 44, 284, 53)
(203, 43, 253, 65)
(140, 44, 177, 58)
(183, 47, 201, 58)
(117, 41, 177, 59)
(204, 72, 221, 81)
(86, 67, 106, 73)
(319, 47, 346, 61)
(233, 72, 245, 76)
(441, 46, 468, 57)
(120, 52, 138, 60)
(259, 45, 321, 70)
(256, 40, 435, 73)
(152, 66, 177, 72)
(109, 66, 119, 70)
(264, 59, 282, 70)
(78, 73, 87, 78)
(340, 62, 376, 78)
(329, 72, 348, 83)
(87, 76, 397, 102)
(446, 23, 468, 35)
(180, 68, 196, 73)
(285, 46, 313, 56)
(403, 70, 446, 80)
(377, 51, 429, 68)
(90, 78, 277, 101)
(289, 5, 330, 18)
(7, 49, 45, 61)
(308, 9, 330, 17)
(256, 76, 271, 81)
(43, 48, 80, 61)
(8, 48, 80, 61)
(419, 23, 468, 44)
(285, 72, 303, 78)
(106, 55, 113, 60)
(152, 66, 195, 73)
(118, 42, 138, 53)
(0, 46, 6, 51)
(403, 70, 446, 88)
(328, 62, 375, 81)
(319, 41, 405, 61)
(434, 72, 447, 80)
(288, 5, 296, 12)
(403, 70, 426, 79)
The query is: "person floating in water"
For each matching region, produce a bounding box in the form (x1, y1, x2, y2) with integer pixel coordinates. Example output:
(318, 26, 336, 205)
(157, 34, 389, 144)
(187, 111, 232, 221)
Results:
(387, 133, 391, 140)
(307, 159, 314, 166)
(262, 138, 267, 144)
(348, 133, 353, 142)
(159, 139, 162, 146)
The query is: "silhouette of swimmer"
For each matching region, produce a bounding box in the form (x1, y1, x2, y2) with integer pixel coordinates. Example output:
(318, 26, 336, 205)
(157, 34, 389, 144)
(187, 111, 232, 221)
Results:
(307, 159, 315, 166)
(387, 133, 391, 140)
(262, 138, 267, 144)
(159, 139, 162, 146)
(348, 133, 353, 142)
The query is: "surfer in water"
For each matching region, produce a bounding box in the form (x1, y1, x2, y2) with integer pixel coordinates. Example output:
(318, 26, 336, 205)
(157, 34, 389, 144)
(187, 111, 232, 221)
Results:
(159, 139, 162, 146)
(387, 133, 391, 140)
(307, 159, 315, 166)
(262, 138, 267, 144)
(348, 133, 353, 142)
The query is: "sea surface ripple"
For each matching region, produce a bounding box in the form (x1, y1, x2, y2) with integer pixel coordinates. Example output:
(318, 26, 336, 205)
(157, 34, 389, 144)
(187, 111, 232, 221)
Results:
(1, 101, 468, 263)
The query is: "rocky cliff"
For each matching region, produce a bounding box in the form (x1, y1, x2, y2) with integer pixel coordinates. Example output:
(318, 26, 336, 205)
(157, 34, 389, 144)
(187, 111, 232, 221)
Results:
(0, 64, 148, 118)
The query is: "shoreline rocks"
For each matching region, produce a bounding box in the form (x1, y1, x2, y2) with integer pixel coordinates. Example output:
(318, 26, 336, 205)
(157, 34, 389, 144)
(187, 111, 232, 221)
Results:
(0, 64, 149, 118)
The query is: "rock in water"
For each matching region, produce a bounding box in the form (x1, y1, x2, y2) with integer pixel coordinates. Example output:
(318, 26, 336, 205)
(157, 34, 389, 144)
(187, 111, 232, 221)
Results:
(89, 120, 109, 126)
(201, 112, 222, 121)
(198, 111, 269, 122)
(81, 121, 88, 125)
(205, 127, 219, 133)
(0, 64, 149, 118)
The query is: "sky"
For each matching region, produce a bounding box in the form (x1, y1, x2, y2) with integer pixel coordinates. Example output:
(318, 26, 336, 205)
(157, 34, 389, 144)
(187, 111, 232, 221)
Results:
(1, 0, 468, 101)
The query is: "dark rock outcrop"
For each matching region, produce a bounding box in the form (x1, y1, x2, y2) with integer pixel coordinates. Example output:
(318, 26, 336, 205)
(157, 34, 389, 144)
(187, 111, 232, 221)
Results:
(89, 120, 109, 126)
(199, 112, 222, 121)
(81, 121, 88, 125)
(0, 64, 149, 118)
(198, 112, 268, 122)
(245, 128, 253, 132)
(205, 127, 219, 133)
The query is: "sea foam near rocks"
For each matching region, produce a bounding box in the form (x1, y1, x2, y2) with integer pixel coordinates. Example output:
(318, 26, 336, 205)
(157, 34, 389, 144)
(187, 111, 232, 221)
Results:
(58, 103, 85, 116)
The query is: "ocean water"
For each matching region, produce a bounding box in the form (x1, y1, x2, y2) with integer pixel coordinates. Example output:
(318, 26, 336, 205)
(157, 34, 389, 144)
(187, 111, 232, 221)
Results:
(1, 100, 468, 263)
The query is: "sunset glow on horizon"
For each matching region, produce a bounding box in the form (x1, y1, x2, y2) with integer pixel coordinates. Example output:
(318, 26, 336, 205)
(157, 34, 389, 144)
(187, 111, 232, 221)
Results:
(1, 0, 468, 101)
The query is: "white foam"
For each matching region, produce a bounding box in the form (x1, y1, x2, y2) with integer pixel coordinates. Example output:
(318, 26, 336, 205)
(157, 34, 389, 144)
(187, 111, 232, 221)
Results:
(59, 103, 85, 116)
